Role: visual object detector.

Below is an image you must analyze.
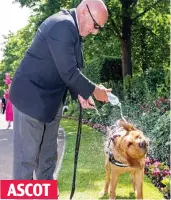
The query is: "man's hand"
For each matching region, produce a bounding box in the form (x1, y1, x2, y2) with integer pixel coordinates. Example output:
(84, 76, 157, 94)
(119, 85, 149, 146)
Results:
(93, 84, 112, 102)
(78, 95, 95, 109)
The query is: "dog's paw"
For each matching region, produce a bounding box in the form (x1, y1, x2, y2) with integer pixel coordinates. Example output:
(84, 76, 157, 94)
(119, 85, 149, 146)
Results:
(99, 190, 109, 199)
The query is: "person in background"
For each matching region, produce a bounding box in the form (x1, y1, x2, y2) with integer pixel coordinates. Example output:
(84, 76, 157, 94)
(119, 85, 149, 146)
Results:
(1, 95, 6, 114)
(4, 73, 13, 129)
(10, 0, 111, 180)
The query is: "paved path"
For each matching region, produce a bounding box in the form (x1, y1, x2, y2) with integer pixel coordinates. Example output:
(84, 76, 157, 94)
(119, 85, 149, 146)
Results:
(0, 113, 13, 179)
(0, 113, 65, 179)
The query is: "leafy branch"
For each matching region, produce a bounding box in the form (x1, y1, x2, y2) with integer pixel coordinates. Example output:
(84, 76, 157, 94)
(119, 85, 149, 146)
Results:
(108, 9, 122, 40)
(132, 0, 164, 21)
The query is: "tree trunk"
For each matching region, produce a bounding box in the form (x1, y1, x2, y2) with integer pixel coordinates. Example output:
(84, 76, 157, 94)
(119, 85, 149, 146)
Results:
(121, 4, 133, 100)
(121, 6, 132, 77)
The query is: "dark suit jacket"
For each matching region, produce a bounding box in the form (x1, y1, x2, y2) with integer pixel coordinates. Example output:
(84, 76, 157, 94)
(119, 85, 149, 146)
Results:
(9, 9, 95, 123)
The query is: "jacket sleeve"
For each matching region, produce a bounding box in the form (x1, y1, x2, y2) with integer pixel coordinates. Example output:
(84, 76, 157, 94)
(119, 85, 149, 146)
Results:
(68, 87, 78, 100)
(46, 21, 95, 100)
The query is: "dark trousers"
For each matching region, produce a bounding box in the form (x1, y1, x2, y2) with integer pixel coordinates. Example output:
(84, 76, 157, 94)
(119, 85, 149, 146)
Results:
(13, 105, 63, 180)
(2, 104, 6, 114)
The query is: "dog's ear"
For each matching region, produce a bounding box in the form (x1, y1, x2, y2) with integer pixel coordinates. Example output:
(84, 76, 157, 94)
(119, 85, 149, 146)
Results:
(119, 120, 136, 131)
(111, 135, 121, 145)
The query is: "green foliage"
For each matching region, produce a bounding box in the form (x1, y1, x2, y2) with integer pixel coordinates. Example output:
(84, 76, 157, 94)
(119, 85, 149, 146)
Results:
(132, 0, 170, 77)
(161, 176, 170, 190)
(14, 0, 39, 8)
(83, 58, 104, 84)
(0, 24, 34, 78)
(100, 57, 122, 82)
(121, 69, 169, 103)
(150, 111, 170, 165)
(31, 0, 62, 29)
(120, 99, 170, 165)
(123, 75, 150, 102)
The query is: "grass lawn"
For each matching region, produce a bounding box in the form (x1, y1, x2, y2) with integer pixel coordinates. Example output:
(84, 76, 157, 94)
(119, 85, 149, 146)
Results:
(58, 119, 164, 200)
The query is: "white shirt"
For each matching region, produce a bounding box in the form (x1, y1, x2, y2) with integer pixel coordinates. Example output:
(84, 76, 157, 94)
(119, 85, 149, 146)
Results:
(75, 9, 79, 30)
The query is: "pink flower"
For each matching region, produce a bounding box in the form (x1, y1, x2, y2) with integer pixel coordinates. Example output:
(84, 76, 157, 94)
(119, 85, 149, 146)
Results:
(153, 161, 161, 168)
(152, 168, 160, 175)
(145, 157, 150, 163)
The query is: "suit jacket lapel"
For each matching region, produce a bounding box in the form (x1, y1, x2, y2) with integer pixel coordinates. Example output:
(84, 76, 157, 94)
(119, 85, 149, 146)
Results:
(69, 9, 84, 69)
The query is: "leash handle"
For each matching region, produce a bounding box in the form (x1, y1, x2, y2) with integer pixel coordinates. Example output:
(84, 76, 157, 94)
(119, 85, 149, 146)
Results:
(70, 103, 83, 200)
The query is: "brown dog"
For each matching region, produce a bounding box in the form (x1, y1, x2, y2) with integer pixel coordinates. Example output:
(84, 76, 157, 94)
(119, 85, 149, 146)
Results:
(103, 120, 150, 199)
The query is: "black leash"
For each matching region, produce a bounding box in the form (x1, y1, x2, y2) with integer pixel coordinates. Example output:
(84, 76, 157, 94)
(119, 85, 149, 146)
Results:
(70, 102, 83, 200)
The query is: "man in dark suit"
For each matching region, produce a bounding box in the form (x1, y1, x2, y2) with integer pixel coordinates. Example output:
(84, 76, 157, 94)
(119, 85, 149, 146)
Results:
(10, 0, 111, 180)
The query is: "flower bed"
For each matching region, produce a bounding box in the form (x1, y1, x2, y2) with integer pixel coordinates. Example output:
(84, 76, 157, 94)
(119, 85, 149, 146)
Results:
(145, 157, 170, 199)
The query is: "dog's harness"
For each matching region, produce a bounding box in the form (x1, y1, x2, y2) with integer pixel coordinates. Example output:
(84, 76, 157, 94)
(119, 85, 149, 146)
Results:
(106, 124, 129, 168)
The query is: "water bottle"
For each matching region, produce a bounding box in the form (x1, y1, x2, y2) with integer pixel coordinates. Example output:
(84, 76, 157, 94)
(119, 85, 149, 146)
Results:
(107, 93, 121, 107)
(107, 93, 126, 121)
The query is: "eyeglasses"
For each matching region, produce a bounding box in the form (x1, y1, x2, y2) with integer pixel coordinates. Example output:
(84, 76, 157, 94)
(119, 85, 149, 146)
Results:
(86, 4, 102, 30)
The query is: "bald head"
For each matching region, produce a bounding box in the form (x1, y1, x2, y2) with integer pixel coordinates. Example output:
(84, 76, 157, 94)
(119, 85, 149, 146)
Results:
(81, 0, 108, 17)
(76, 0, 108, 37)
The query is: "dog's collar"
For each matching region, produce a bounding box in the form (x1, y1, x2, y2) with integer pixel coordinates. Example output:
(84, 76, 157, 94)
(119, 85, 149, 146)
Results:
(106, 150, 129, 167)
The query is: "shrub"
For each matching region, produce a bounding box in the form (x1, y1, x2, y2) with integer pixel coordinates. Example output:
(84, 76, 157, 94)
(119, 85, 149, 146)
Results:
(150, 111, 170, 165)
(139, 99, 170, 165)
(123, 75, 151, 103)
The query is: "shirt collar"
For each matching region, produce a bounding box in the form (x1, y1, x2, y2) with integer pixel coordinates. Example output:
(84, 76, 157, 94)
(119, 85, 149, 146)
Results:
(75, 9, 79, 30)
